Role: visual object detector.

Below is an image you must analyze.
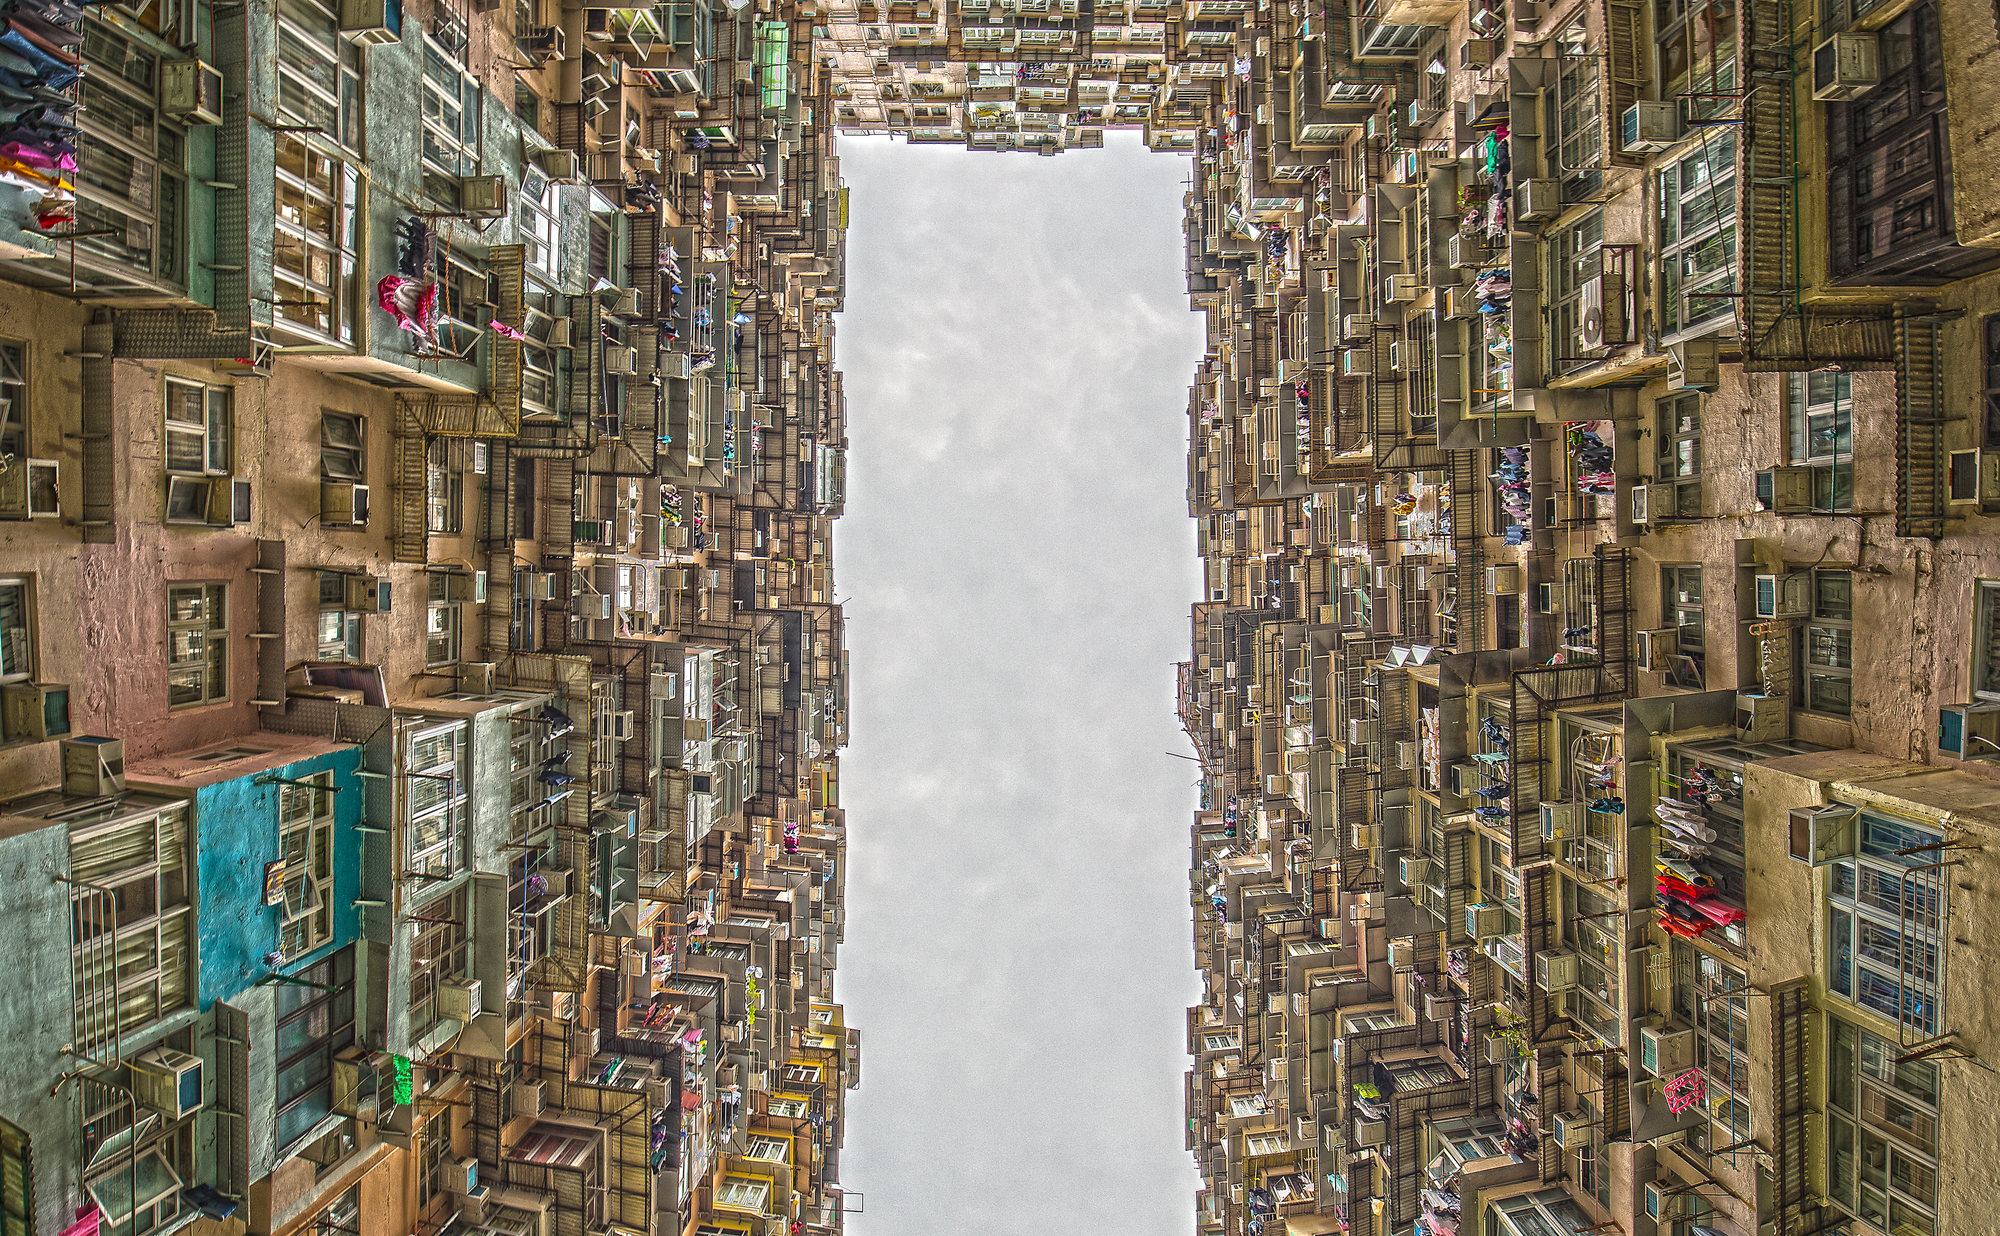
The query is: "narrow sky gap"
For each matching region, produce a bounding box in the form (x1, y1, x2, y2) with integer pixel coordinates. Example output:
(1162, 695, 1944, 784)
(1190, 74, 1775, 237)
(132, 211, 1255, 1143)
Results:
(835, 134, 1208, 1234)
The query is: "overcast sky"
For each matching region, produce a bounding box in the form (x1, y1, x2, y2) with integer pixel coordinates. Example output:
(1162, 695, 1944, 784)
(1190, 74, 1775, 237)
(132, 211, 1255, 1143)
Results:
(833, 133, 1209, 1235)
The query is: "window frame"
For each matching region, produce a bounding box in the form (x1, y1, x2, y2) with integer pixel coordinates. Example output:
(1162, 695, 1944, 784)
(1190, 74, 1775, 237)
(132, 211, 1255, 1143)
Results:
(1826, 811, 1949, 1039)
(73, 20, 189, 292)
(0, 576, 36, 685)
(1548, 208, 1606, 372)
(67, 801, 194, 1039)
(1656, 0, 1738, 121)
(166, 583, 229, 709)
(278, 772, 337, 959)
(1783, 371, 1855, 512)
(273, 946, 355, 1151)
(1824, 1014, 1939, 1236)
(424, 440, 463, 534)
(1663, 564, 1705, 673)
(321, 411, 366, 482)
(273, 135, 361, 347)
(1552, 18, 1603, 198)
(316, 571, 364, 663)
(403, 721, 469, 880)
(425, 573, 462, 668)
(1798, 569, 1854, 717)
(0, 340, 27, 463)
(420, 35, 481, 208)
(1657, 131, 1738, 341)
(407, 886, 470, 1043)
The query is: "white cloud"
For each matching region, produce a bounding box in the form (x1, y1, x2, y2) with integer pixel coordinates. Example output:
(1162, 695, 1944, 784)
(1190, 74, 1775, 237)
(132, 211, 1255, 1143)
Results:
(834, 133, 1209, 1236)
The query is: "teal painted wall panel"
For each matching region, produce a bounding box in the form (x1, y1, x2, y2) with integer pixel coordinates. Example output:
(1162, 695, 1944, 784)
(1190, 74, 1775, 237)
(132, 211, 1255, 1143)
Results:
(194, 747, 364, 1009)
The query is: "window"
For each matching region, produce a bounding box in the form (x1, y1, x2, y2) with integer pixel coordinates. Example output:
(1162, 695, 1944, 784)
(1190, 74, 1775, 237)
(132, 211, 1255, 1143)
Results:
(74, 22, 187, 291)
(0, 577, 34, 685)
(408, 886, 469, 1042)
(420, 37, 481, 207)
(0, 1117, 28, 1236)
(1800, 570, 1854, 716)
(404, 722, 468, 879)
(716, 1176, 770, 1212)
(0, 341, 25, 463)
(1827, 812, 1947, 1038)
(426, 573, 461, 667)
(321, 411, 365, 481)
(1657, 0, 1737, 121)
(1975, 580, 2000, 703)
(1552, 20, 1602, 197)
(1548, 209, 1605, 370)
(416, 1099, 453, 1211)
(1656, 394, 1704, 518)
(67, 801, 193, 1039)
(274, 947, 355, 1150)
(1663, 565, 1704, 678)
(278, 773, 336, 959)
(274, 136, 360, 346)
(744, 1135, 788, 1162)
(425, 441, 462, 534)
(1658, 132, 1737, 339)
(276, 0, 364, 152)
(307, 1187, 360, 1236)
(1782, 372, 1854, 512)
(1243, 1131, 1290, 1156)
(765, 1097, 809, 1119)
(317, 572, 363, 663)
(167, 583, 228, 708)
(779, 1063, 820, 1085)
(1825, 1016, 1938, 1236)
(1669, 943, 1751, 1141)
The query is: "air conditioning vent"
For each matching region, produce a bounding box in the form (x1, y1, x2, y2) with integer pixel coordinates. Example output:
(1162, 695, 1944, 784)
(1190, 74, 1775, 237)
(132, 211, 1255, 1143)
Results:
(1638, 1024, 1694, 1076)
(1535, 948, 1579, 992)
(161, 60, 224, 125)
(439, 979, 483, 1022)
(1539, 800, 1581, 841)
(1620, 100, 1682, 153)
(1465, 903, 1507, 939)
(1812, 32, 1879, 102)
(1635, 627, 1679, 671)
(459, 174, 510, 218)
(321, 481, 370, 528)
(132, 1048, 205, 1120)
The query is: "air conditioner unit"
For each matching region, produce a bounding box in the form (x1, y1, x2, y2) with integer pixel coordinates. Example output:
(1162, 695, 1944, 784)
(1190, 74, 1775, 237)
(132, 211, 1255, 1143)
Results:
(1535, 581, 1561, 614)
(1341, 347, 1373, 377)
(1486, 564, 1521, 594)
(456, 1188, 490, 1225)
(1665, 338, 1719, 391)
(527, 572, 558, 601)
(512, 1079, 547, 1118)
(0, 455, 55, 518)
(1635, 627, 1680, 671)
(1536, 948, 1579, 992)
(573, 519, 608, 545)
(1620, 100, 1682, 153)
(321, 481, 370, 527)
(439, 979, 483, 1022)
(1351, 823, 1380, 849)
(345, 575, 392, 613)
(1342, 314, 1374, 340)
(1812, 32, 1879, 102)
(1396, 739, 1420, 769)
(547, 317, 574, 348)
(1348, 719, 1377, 744)
(577, 594, 614, 620)
(1630, 482, 1655, 526)
(1762, 464, 1816, 513)
(1579, 272, 1626, 349)
(1639, 1024, 1695, 1075)
(446, 1156, 480, 1195)
(1399, 855, 1431, 886)
(1515, 178, 1561, 223)
(1447, 234, 1484, 269)
(1937, 703, 2000, 761)
(161, 59, 224, 125)
(534, 148, 581, 182)
(1465, 903, 1507, 939)
(1355, 1117, 1387, 1147)
(440, 571, 483, 603)
(1551, 1111, 1588, 1149)
(1450, 763, 1483, 797)
(61, 736, 125, 797)
(604, 345, 638, 375)
(1737, 692, 1790, 742)
(1443, 285, 1476, 318)
(1384, 274, 1419, 303)
(598, 710, 636, 741)
(1540, 800, 1581, 841)
(1, 683, 69, 743)
(1459, 38, 1494, 68)
(459, 174, 510, 218)
(1486, 1036, 1513, 1065)
(1386, 940, 1415, 968)
(339, 0, 402, 44)
(607, 287, 642, 316)
(447, 661, 493, 695)
(1753, 572, 1810, 619)
(1644, 1180, 1686, 1221)
(519, 24, 566, 61)
(131, 1048, 205, 1120)
(204, 476, 253, 526)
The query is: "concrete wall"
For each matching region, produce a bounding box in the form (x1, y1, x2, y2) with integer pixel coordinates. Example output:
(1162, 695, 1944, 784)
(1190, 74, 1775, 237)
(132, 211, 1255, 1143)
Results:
(0, 815, 85, 1236)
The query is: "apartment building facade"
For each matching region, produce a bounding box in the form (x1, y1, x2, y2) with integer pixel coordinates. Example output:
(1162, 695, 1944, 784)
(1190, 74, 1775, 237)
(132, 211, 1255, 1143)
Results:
(1172, 3, 2000, 1236)
(0, 0, 859, 1233)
